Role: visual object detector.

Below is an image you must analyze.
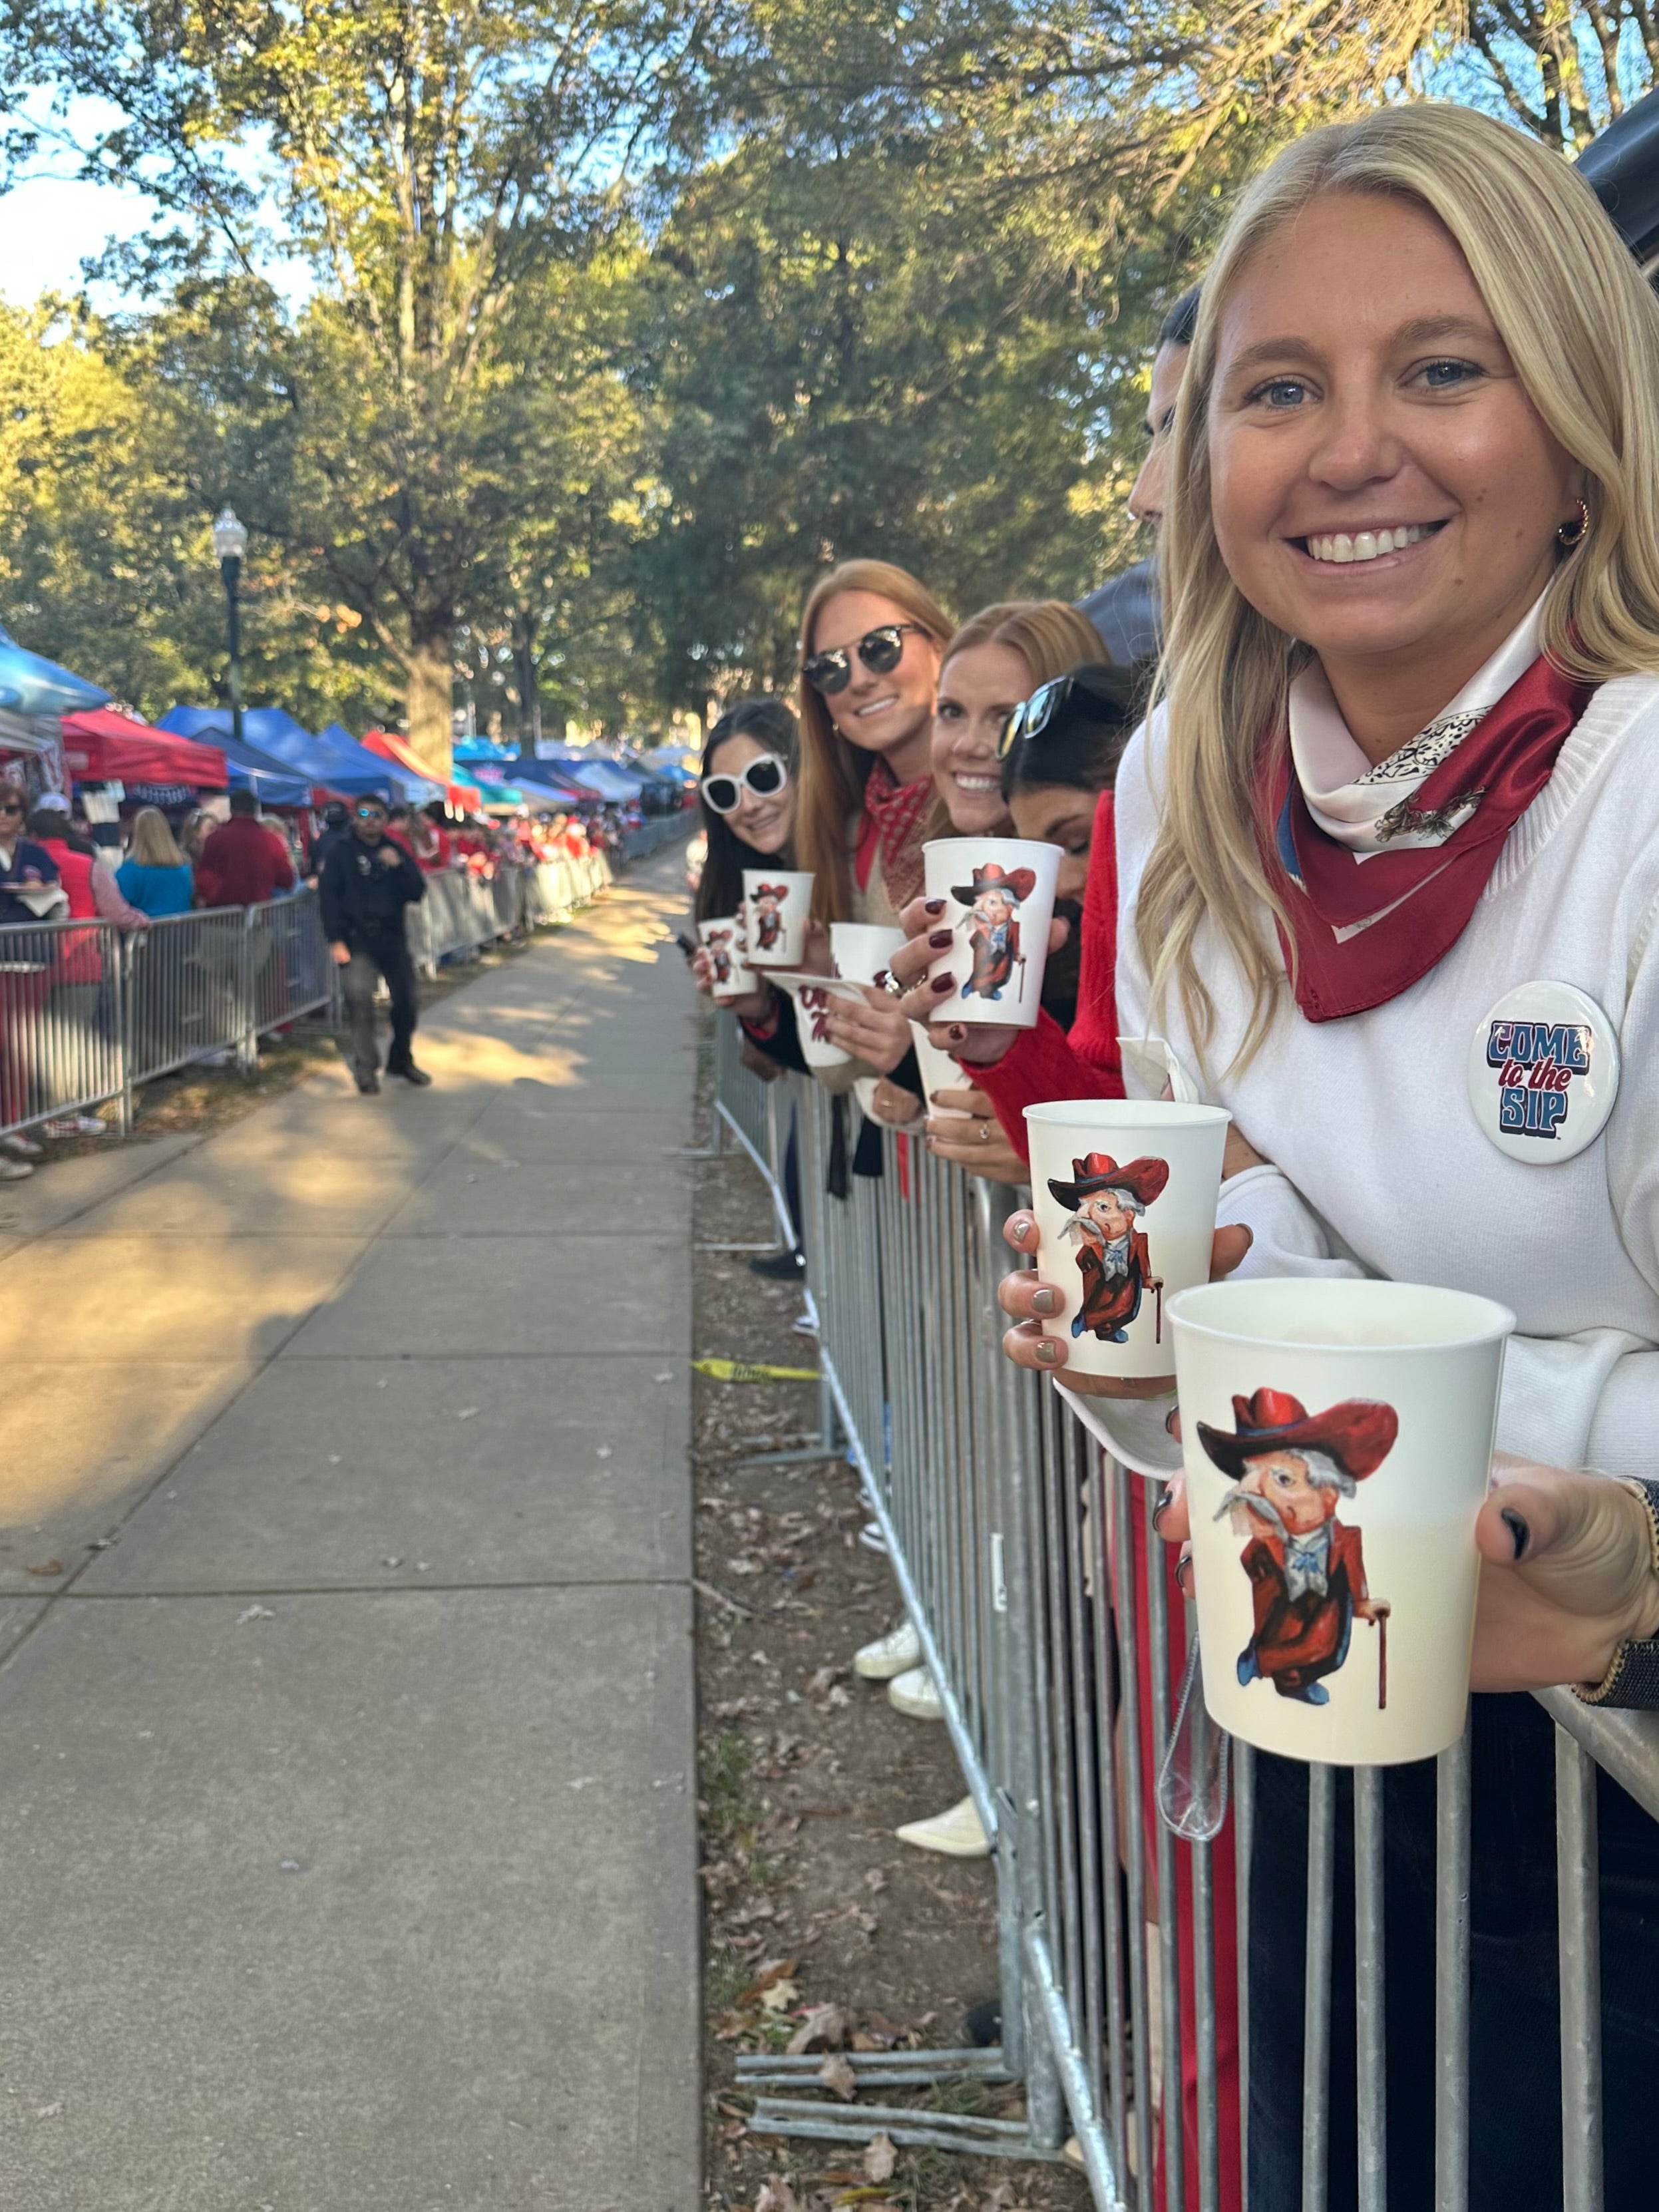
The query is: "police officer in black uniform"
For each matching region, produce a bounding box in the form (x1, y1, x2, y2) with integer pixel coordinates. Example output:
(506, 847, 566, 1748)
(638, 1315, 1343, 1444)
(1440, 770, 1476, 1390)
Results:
(319, 798, 429, 1093)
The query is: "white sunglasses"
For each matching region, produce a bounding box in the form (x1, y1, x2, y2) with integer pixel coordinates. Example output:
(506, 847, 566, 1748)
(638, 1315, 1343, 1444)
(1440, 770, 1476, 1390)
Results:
(701, 753, 789, 816)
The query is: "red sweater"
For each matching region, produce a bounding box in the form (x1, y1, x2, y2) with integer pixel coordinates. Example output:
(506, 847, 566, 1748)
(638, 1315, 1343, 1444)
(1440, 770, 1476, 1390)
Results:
(195, 816, 297, 908)
(974, 787, 1125, 1158)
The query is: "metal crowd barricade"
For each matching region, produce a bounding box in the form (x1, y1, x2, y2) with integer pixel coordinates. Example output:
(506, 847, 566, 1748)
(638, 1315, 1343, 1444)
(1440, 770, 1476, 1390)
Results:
(709, 1026, 1659, 2212)
(0, 914, 124, 1138)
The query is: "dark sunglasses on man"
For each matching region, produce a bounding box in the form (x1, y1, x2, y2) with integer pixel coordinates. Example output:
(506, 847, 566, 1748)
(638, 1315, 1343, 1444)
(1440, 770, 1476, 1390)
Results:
(701, 753, 789, 816)
(801, 622, 927, 697)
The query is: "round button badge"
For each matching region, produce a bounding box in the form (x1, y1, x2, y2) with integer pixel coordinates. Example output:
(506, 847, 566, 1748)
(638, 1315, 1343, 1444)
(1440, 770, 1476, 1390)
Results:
(1467, 980, 1620, 1163)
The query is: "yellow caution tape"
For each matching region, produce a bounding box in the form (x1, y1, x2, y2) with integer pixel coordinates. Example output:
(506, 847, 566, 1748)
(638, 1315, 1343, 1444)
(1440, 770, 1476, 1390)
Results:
(691, 1356, 822, 1384)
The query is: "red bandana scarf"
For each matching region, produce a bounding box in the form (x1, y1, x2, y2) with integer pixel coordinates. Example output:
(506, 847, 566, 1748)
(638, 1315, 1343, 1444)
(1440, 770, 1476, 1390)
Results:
(1260, 653, 1592, 1021)
(855, 755, 933, 910)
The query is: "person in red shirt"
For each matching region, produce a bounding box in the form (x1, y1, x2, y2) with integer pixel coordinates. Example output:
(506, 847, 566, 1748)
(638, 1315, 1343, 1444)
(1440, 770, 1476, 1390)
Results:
(27, 797, 147, 1139)
(194, 792, 297, 908)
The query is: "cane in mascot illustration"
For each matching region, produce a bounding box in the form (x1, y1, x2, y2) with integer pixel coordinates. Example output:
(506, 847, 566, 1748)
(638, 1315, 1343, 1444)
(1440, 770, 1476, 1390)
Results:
(705, 926, 736, 986)
(1202, 1389, 1395, 1710)
(1047, 1151, 1168, 1344)
(952, 860, 1035, 1002)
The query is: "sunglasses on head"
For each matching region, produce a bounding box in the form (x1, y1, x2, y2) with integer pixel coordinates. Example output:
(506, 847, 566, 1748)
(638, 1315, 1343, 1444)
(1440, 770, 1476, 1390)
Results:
(701, 752, 789, 816)
(998, 673, 1118, 761)
(801, 622, 926, 697)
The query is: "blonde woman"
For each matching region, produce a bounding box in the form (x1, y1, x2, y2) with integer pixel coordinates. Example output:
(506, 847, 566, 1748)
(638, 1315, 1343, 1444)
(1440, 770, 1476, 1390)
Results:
(116, 808, 194, 917)
(895, 106, 1659, 2204)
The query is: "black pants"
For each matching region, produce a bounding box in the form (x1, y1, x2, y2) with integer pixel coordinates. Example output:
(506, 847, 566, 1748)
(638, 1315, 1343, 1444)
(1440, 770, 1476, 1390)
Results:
(341, 932, 417, 1076)
(1248, 1694, 1659, 2209)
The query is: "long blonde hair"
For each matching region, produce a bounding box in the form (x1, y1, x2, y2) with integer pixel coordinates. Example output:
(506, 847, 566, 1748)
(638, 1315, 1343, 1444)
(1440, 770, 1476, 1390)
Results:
(130, 807, 186, 868)
(1140, 103, 1659, 1071)
(927, 599, 1109, 838)
(795, 560, 954, 922)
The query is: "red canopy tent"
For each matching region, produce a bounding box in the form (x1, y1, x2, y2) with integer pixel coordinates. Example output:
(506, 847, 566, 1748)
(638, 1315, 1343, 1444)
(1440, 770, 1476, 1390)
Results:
(360, 728, 482, 811)
(61, 708, 227, 787)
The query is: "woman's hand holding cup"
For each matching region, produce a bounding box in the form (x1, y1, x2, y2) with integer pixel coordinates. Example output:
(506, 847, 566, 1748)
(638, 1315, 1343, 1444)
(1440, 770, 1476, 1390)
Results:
(998, 1208, 1254, 1398)
(823, 984, 912, 1072)
(887, 896, 1071, 1065)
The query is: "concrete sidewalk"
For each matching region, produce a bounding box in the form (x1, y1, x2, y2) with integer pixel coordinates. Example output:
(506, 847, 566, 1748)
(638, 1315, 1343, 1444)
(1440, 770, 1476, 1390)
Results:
(0, 855, 702, 2211)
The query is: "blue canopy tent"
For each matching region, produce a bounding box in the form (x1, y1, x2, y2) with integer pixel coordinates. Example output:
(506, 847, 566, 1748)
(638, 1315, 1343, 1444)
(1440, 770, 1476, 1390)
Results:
(492, 763, 594, 807)
(160, 706, 394, 800)
(214, 736, 311, 808)
(547, 755, 645, 801)
(317, 723, 440, 806)
(0, 627, 110, 717)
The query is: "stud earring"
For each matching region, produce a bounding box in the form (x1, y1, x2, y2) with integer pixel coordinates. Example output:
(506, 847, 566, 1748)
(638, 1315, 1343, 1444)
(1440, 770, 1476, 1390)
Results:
(1556, 496, 1591, 550)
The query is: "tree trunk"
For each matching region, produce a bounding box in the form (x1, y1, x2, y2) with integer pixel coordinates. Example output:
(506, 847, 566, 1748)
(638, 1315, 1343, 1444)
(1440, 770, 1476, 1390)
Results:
(512, 616, 542, 761)
(407, 612, 455, 783)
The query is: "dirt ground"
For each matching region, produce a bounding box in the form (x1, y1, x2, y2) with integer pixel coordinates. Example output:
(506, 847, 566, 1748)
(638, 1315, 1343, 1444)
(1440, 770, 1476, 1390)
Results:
(691, 1029, 1093, 2212)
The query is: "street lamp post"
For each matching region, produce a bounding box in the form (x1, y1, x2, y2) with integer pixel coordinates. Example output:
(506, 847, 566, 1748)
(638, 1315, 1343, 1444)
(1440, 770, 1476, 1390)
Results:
(212, 504, 250, 749)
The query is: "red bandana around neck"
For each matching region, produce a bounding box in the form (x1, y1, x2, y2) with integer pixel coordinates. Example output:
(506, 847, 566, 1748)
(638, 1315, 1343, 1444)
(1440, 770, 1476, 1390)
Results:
(855, 755, 933, 909)
(1261, 653, 1592, 1021)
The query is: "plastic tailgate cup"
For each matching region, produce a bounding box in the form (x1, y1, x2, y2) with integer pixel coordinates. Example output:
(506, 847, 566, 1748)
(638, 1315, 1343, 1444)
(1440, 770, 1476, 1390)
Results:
(781, 978, 852, 1070)
(742, 869, 814, 968)
(912, 1023, 970, 1118)
(1170, 1276, 1513, 1766)
(923, 836, 1060, 1027)
(1025, 1099, 1230, 1380)
(699, 915, 758, 1002)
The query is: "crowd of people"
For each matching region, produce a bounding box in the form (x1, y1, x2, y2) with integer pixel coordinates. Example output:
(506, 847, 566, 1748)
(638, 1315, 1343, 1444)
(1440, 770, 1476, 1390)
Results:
(685, 105, 1659, 2209)
(0, 776, 640, 1165)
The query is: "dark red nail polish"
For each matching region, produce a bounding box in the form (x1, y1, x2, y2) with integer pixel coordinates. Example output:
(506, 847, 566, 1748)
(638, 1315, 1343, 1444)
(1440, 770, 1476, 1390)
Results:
(924, 898, 945, 915)
(1152, 1484, 1174, 1533)
(946, 1025, 967, 1044)
(1501, 1507, 1528, 1560)
(928, 930, 953, 950)
(930, 975, 953, 994)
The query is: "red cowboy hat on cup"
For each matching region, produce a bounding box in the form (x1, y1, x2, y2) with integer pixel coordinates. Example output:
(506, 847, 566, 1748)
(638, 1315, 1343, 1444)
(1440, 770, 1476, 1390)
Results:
(1196, 1387, 1397, 1484)
(950, 860, 1038, 905)
(1046, 1151, 1169, 1212)
(754, 882, 789, 899)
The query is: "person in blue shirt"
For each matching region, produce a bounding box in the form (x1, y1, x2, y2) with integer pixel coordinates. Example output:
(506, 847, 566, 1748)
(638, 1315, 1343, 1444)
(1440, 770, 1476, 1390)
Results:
(115, 808, 194, 916)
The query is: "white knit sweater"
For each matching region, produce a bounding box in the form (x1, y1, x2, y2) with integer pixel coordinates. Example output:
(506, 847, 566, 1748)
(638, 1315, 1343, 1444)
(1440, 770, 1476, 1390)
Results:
(1113, 675, 1659, 1476)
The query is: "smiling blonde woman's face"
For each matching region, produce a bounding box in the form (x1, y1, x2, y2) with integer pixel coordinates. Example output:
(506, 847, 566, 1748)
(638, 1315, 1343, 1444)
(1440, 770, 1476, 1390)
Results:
(1207, 191, 1578, 707)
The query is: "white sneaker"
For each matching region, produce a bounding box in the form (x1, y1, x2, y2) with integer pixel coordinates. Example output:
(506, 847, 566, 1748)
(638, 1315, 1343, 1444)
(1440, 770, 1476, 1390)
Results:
(2, 1131, 42, 1157)
(857, 1521, 888, 1555)
(896, 1793, 990, 1858)
(44, 1115, 110, 1139)
(887, 1665, 944, 1721)
(854, 1619, 922, 1680)
(0, 1156, 33, 1180)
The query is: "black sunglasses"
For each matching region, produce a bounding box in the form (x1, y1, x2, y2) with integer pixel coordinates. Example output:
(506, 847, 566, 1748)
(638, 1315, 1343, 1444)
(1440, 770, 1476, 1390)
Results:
(802, 622, 926, 697)
(701, 753, 789, 816)
(998, 673, 1120, 761)
(0, 799, 24, 816)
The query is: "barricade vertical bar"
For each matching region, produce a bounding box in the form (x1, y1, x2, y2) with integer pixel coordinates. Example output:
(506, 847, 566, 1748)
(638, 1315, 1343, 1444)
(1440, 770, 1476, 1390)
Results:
(1434, 1727, 1471, 2212)
(1088, 1447, 1129, 2189)
(1014, 1374, 1069, 2157)
(1354, 1767, 1387, 2212)
(1141, 1484, 1185, 2212)
(1236, 1738, 1256, 2212)
(1556, 1725, 1604, 2212)
(1111, 1455, 1157, 2197)
(1302, 1763, 1337, 2212)
(1191, 1662, 1222, 2212)
(1061, 1416, 1105, 2128)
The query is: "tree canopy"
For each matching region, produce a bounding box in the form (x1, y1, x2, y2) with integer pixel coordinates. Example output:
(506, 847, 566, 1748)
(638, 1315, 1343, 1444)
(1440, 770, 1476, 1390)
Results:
(0, 0, 1648, 757)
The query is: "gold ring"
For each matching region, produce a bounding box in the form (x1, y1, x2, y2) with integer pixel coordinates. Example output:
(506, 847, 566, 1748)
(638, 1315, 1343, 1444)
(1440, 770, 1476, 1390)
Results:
(978, 1121, 992, 1144)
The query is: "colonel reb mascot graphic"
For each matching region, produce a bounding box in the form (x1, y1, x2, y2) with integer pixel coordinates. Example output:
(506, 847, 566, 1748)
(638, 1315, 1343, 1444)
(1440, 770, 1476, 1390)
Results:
(705, 926, 737, 987)
(952, 860, 1035, 1001)
(1202, 1389, 1395, 1708)
(1047, 1151, 1167, 1343)
(752, 884, 787, 954)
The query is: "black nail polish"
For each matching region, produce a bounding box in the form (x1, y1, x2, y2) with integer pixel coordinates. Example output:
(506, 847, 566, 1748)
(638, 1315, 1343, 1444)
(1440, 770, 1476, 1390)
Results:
(1152, 1484, 1174, 1533)
(1501, 1507, 1529, 1560)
